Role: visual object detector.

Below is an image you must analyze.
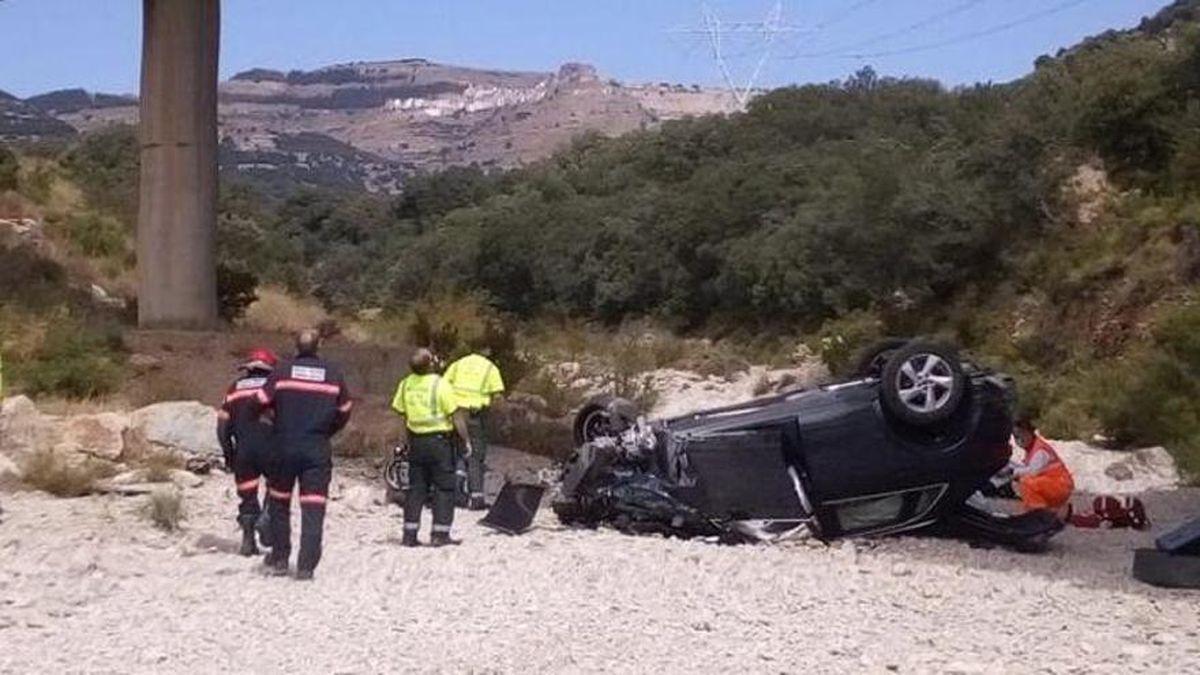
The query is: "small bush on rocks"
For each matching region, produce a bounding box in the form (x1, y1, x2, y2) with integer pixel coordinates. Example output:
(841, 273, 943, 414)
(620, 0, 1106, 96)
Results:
(809, 310, 885, 378)
(21, 450, 115, 497)
(145, 487, 185, 531)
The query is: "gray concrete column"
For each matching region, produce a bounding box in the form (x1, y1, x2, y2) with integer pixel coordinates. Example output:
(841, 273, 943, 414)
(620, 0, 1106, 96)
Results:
(137, 0, 220, 329)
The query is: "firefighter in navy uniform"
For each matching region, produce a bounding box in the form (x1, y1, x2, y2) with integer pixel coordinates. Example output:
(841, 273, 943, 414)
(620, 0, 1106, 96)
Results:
(392, 348, 475, 547)
(217, 348, 279, 556)
(259, 329, 353, 580)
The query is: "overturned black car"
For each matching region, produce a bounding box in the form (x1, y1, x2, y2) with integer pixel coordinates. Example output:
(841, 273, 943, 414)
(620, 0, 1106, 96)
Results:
(553, 340, 1064, 551)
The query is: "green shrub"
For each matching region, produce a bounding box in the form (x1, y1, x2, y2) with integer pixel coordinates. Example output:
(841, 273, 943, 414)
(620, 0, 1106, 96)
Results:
(216, 262, 259, 322)
(516, 369, 586, 419)
(62, 125, 139, 224)
(62, 211, 128, 258)
(1090, 303, 1200, 481)
(404, 293, 532, 387)
(19, 164, 55, 205)
(19, 320, 126, 399)
(0, 146, 18, 192)
(808, 310, 885, 377)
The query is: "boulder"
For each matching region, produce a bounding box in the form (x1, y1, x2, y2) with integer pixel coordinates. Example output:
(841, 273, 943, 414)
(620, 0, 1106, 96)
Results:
(54, 412, 129, 462)
(0, 453, 21, 484)
(128, 401, 221, 458)
(1, 395, 53, 467)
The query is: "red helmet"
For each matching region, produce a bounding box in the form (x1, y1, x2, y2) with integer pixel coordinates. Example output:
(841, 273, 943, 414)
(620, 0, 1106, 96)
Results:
(241, 348, 279, 372)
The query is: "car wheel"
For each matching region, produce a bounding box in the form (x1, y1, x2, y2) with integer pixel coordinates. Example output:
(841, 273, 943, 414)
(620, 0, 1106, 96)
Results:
(384, 456, 404, 492)
(572, 395, 638, 447)
(852, 338, 911, 378)
(880, 341, 966, 427)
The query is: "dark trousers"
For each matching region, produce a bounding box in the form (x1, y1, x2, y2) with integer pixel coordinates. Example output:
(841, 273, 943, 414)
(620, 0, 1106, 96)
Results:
(267, 439, 332, 573)
(404, 433, 456, 536)
(465, 411, 489, 500)
(232, 438, 273, 526)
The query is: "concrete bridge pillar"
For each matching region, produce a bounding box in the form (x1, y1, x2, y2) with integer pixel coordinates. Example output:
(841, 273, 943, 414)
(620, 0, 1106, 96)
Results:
(137, 0, 220, 329)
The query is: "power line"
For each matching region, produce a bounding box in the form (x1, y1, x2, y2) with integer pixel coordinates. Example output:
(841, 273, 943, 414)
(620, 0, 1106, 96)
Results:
(790, 0, 1092, 60)
(779, 0, 987, 59)
(810, 0, 887, 32)
(667, 1, 796, 108)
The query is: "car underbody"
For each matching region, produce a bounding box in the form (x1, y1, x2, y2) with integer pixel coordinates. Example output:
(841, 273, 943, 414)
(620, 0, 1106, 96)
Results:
(552, 341, 1066, 551)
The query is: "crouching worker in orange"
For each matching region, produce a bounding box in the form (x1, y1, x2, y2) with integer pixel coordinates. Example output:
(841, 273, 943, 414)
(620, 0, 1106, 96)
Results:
(1011, 417, 1074, 516)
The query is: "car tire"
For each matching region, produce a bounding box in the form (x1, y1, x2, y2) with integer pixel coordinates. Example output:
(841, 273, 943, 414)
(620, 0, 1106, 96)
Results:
(880, 341, 966, 427)
(852, 338, 911, 378)
(572, 395, 639, 447)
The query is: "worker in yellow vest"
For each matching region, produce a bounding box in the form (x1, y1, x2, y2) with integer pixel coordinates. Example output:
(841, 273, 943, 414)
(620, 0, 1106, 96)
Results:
(444, 350, 505, 510)
(392, 348, 474, 547)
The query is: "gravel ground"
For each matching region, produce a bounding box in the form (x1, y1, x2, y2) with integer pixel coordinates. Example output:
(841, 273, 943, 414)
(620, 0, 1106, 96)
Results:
(0, 452, 1197, 674)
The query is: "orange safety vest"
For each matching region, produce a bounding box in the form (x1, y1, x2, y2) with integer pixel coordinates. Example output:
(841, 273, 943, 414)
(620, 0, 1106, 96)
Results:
(1022, 434, 1067, 476)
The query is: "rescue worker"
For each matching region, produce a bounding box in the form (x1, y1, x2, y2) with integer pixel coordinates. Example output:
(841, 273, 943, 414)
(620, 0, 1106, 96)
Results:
(391, 348, 474, 547)
(216, 348, 279, 556)
(1011, 417, 1075, 516)
(259, 329, 353, 580)
(444, 350, 505, 510)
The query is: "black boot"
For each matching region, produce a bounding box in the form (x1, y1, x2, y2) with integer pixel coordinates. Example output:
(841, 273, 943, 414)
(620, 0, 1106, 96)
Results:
(262, 552, 289, 576)
(401, 530, 421, 547)
(468, 495, 488, 511)
(255, 511, 273, 549)
(294, 569, 314, 581)
(239, 525, 260, 556)
(431, 532, 461, 547)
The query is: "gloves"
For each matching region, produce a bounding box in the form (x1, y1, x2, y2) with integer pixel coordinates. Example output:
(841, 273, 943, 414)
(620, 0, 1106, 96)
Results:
(392, 443, 409, 459)
(461, 443, 474, 459)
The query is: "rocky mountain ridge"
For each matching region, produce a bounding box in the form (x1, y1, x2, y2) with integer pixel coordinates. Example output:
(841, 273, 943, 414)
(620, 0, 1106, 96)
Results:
(9, 59, 741, 192)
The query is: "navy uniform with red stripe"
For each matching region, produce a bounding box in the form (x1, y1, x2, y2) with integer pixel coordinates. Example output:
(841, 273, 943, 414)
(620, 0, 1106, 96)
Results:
(217, 350, 279, 556)
(260, 353, 353, 578)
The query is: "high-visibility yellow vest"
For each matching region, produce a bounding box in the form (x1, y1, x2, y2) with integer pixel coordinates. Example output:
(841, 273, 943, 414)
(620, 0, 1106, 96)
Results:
(444, 353, 504, 410)
(391, 373, 457, 434)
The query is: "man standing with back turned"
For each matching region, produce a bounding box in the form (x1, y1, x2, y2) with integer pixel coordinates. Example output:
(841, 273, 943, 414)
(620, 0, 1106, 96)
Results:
(217, 347, 279, 556)
(444, 349, 505, 510)
(260, 329, 353, 580)
(392, 348, 474, 547)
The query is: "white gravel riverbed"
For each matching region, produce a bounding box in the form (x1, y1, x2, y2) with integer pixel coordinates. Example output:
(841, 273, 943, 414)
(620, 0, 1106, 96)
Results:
(0, 458, 1197, 674)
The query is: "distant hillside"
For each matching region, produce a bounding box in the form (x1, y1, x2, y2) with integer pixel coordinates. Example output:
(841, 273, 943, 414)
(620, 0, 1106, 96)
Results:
(11, 59, 740, 192)
(0, 91, 76, 142)
(24, 88, 135, 116)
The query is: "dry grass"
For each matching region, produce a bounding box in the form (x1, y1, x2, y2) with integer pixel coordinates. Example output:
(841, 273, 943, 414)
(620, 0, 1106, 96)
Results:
(145, 487, 185, 531)
(751, 371, 773, 397)
(123, 372, 197, 409)
(239, 286, 329, 333)
(21, 449, 116, 497)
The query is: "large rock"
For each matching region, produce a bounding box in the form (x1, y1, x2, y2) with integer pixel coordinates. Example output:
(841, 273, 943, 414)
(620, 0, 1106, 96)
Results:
(54, 412, 129, 462)
(0, 395, 53, 467)
(128, 401, 221, 458)
(1054, 441, 1179, 494)
(0, 453, 21, 484)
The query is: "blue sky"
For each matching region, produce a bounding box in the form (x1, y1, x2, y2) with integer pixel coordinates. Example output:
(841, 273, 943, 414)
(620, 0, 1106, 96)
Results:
(0, 0, 1172, 98)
